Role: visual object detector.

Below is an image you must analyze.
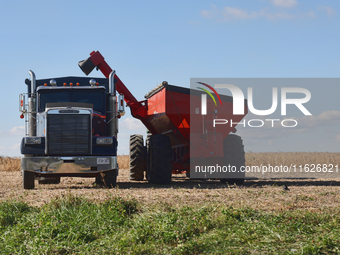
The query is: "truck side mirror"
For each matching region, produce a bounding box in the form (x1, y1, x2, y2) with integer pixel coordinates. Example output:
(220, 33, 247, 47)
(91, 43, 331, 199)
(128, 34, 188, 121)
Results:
(118, 94, 125, 116)
(19, 93, 26, 113)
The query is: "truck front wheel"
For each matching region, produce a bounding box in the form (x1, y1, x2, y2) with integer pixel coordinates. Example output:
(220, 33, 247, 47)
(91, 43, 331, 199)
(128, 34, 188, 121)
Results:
(101, 169, 117, 188)
(23, 170, 35, 189)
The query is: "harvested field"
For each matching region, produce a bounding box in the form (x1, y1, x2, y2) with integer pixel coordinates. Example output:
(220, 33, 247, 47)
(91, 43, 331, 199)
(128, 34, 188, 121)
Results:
(0, 153, 340, 211)
(3, 153, 340, 172)
(246, 152, 340, 166)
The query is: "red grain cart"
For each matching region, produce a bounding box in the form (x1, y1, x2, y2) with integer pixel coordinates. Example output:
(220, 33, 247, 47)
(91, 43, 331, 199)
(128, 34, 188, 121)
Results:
(79, 51, 247, 184)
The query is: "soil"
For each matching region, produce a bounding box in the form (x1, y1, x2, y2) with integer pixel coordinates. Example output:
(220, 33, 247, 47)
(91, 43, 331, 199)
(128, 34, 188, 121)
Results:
(1, 168, 340, 211)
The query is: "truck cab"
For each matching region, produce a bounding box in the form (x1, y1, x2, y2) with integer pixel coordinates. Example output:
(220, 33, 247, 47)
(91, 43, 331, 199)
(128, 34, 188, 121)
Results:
(19, 71, 123, 189)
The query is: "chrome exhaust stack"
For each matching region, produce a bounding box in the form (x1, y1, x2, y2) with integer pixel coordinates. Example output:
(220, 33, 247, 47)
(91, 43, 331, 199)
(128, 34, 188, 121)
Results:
(107, 71, 118, 137)
(28, 70, 36, 136)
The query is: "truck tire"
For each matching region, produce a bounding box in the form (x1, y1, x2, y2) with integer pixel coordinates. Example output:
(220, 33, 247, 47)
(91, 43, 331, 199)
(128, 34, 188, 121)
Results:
(147, 134, 172, 184)
(23, 170, 35, 189)
(38, 177, 61, 184)
(220, 134, 245, 185)
(101, 169, 117, 188)
(129, 134, 145, 181)
(95, 175, 104, 185)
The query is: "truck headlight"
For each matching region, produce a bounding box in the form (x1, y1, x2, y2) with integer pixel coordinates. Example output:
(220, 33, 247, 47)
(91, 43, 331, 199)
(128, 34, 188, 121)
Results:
(96, 137, 113, 145)
(25, 137, 42, 145)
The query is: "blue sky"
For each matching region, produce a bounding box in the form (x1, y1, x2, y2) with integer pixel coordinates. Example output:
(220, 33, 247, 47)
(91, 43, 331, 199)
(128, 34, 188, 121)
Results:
(0, 0, 339, 157)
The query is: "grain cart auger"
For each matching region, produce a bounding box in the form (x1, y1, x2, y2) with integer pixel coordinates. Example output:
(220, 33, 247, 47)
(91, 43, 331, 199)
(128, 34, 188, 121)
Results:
(19, 69, 123, 189)
(78, 51, 248, 185)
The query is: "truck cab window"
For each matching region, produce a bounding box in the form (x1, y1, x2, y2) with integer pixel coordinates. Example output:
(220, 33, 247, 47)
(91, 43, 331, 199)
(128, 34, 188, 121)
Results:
(38, 89, 105, 114)
(39, 91, 69, 112)
(73, 91, 105, 114)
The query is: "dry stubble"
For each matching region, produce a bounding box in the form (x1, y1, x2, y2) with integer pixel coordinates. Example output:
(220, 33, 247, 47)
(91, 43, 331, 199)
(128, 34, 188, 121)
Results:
(0, 153, 339, 212)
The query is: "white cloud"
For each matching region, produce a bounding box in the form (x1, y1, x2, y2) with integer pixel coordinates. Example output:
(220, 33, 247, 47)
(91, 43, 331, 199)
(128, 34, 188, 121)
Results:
(10, 143, 21, 150)
(336, 134, 340, 143)
(221, 7, 258, 20)
(271, 0, 297, 8)
(117, 117, 147, 155)
(8, 126, 25, 136)
(200, 2, 334, 22)
(119, 117, 145, 131)
(200, 5, 218, 19)
(0, 142, 22, 157)
(0, 126, 25, 137)
(201, 5, 293, 21)
(319, 6, 336, 17)
(259, 9, 293, 19)
(236, 110, 340, 144)
(307, 11, 315, 19)
(297, 111, 340, 128)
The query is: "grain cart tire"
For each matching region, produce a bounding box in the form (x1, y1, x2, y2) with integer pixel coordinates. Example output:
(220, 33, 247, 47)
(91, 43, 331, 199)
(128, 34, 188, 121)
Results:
(220, 134, 245, 185)
(101, 169, 117, 188)
(129, 134, 145, 181)
(23, 170, 35, 189)
(38, 177, 61, 184)
(144, 145, 147, 178)
(146, 135, 151, 181)
(147, 134, 172, 184)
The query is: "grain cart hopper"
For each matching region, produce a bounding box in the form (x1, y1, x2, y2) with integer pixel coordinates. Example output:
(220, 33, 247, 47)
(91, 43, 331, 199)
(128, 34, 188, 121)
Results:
(79, 51, 248, 184)
(19, 70, 124, 189)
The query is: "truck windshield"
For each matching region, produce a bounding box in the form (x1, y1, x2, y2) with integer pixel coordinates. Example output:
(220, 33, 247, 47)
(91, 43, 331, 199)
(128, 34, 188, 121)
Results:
(39, 89, 105, 114)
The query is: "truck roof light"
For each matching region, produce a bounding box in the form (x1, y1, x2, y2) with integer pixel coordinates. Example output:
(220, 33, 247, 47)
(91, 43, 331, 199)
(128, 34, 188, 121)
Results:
(70, 82, 73, 86)
(76, 82, 80, 86)
(89, 79, 96, 86)
(50, 79, 57, 86)
(44, 83, 48, 86)
(63, 83, 67, 86)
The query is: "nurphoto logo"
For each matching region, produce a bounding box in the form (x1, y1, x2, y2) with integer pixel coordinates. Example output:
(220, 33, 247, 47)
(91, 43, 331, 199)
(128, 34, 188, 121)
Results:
(197, 82, 223, 115)
(198, 82, 312, 128)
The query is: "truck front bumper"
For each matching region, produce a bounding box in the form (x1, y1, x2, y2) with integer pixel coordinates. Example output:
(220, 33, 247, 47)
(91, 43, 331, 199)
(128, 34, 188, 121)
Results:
(21, 156, 117, 177)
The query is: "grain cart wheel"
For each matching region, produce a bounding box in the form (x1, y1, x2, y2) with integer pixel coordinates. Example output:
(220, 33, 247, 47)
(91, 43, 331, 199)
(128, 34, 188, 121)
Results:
(23, 170, 35, 189)
(220, 134, 245, 185)
(145, 135, 151, 180)
(147, 134, 172, 184)
(101, 169, 117, 188)
(129, 134, 145, 181)
(38, 177, 61, 184)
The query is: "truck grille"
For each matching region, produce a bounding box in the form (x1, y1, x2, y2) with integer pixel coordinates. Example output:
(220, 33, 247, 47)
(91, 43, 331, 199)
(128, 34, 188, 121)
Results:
(46, 113, 91, 155)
